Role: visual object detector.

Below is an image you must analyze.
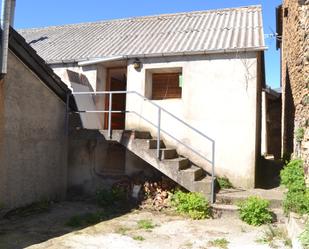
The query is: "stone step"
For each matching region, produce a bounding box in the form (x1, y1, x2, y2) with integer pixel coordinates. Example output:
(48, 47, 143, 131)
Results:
(163, 158, 190, 170)
(134, 131, 152, 139)
(215, 188, 283, 209)
(160, 148, 178, 160)
(211, 203, 285, 222)
(211, 203, 239, 218)
(180, 165, 205, 182)
(148, 139, 166, 149)
(193, 177, 212, 196)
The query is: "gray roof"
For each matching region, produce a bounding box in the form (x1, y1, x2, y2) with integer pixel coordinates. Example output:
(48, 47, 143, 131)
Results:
(18, 5, 266, 64)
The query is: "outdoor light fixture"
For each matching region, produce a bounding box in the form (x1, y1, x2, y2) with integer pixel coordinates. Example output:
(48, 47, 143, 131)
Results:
(133, 59, 141, 70)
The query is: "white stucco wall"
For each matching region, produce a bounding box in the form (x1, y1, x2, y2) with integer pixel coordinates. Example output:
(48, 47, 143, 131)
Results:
(51, 64, 105, 129)
(125, 52, 260, 188)
(50, 52, 261, 188)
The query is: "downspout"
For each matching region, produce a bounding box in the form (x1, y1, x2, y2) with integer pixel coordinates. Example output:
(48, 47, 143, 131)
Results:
(0, 0, 13, 78)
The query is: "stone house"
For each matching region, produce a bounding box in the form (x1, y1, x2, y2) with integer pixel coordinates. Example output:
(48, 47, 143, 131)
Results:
(276, 0, 309, 178)
(19, 5, 269, 193)
(0, 28, 72, 210)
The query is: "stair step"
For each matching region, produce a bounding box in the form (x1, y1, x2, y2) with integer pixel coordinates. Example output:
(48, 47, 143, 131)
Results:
(148, 139, 166, 149)
(211, 203, 239, 218)
(181, 165, 205, 181)
(215, 188, 283, 208)
(163, 158, 190, 170)
(193, 177, 212, 196)
(134, 131, 152, 139)
(160, 148, 178, 160)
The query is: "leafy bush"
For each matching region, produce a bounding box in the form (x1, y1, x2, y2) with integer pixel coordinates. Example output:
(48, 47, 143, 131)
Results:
(281, 160, 305, 192)
(280, 159, 309, 214)
(217, 177, 233, 189)
(299, 222, 309, 249)
(237, 196, 272, 226)
(283, 190, 309, 215)
(171, 191, 210, 219)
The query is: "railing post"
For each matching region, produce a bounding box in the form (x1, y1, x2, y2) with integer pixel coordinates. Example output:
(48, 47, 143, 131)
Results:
(157, 108, 161, 159)
(211, 141, 215, 204)
(108, 92, 112, 139)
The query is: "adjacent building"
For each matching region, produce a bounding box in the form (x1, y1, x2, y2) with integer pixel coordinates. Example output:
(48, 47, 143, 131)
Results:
(277, 0, 309, 178)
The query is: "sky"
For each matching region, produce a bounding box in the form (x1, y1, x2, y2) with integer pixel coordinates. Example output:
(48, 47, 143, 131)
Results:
(10, 0, 281, 88)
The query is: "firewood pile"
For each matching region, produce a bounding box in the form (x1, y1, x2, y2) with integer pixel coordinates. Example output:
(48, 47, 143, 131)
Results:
(111, 174, 180, 210)
(139, 176, 178, 211)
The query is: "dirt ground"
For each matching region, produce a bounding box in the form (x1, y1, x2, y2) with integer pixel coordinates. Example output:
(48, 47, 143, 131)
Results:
(0, 201, 289, 249)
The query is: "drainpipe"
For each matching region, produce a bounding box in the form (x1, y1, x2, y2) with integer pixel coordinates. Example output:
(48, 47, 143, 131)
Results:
(0, 0, 12, 78)
(9, 0, 15, 26)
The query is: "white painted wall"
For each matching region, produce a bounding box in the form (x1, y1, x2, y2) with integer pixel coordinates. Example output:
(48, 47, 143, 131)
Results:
(50, 52, 261, 188)
(51, 64, 107, 129)
(125, 52, 260, 188)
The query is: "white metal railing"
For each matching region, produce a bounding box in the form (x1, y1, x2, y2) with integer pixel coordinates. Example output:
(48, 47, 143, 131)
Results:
(68, 91, 216, 203)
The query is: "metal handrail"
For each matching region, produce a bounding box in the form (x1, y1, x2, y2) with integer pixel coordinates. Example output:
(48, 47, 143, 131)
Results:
(70, 90, 215, 203)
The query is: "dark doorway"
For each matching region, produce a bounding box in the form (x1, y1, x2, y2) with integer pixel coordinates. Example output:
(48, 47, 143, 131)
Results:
(104, 68, 127, 129)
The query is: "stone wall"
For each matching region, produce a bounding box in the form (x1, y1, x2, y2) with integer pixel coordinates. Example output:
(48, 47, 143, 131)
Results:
(281, 0, 309, 179)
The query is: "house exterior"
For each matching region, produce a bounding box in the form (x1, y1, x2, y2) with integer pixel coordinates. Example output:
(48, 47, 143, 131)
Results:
(276, 0, 309, 180)
(0, 28, 71, 210)
(19, 5, 267, 189)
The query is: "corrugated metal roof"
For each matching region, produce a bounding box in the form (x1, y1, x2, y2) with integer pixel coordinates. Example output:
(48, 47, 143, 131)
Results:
(18, 5, 266, 64)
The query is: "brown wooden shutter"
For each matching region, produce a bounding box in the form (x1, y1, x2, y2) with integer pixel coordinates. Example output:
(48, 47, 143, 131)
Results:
(152, 73, 182, 100)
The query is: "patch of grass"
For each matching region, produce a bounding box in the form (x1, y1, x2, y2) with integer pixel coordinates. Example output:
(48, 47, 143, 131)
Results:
(137, 219, 155, 230)
(256, 225, 292, 248)
(299, 222, 309, 249)
(182, 241, 193, 248)
(115, 226, 131, 235)
(237, 196, 272, 226)
(207, 238, 229, 249)
(133, 235, 145, 241)
(171, 190, 210, 220)
(217, 177, 233, 189)
(65, 211, 106, 228)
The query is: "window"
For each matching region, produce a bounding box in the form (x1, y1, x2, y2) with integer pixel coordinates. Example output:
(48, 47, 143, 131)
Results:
(152, 72, 182, 100)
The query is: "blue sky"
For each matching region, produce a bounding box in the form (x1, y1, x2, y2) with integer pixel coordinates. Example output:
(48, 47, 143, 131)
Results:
(11, 0, 281, 88)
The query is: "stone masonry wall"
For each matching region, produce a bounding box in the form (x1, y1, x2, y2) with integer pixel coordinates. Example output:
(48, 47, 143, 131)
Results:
(281, 0, 309, 180)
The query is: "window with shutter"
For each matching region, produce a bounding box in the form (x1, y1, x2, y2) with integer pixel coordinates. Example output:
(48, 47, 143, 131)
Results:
(152, 73, 182, 100)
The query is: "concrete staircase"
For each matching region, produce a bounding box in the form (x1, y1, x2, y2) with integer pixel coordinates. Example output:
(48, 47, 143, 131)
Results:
(101, 130, 213, 199)
(212, 188, 285, 221)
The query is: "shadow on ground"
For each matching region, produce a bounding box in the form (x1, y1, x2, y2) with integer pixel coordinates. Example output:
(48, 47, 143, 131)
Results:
(0, 198, 138, 249)
(255, 157, 284, 189)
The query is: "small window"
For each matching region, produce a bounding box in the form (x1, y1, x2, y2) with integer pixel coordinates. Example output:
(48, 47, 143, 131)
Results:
(152, 73, 182, 100)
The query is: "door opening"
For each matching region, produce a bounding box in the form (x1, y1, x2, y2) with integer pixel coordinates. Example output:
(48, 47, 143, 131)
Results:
(104, 68, 127, 129)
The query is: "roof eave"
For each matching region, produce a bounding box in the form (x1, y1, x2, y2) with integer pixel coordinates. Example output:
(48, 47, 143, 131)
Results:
(47, 46, 268, 66)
